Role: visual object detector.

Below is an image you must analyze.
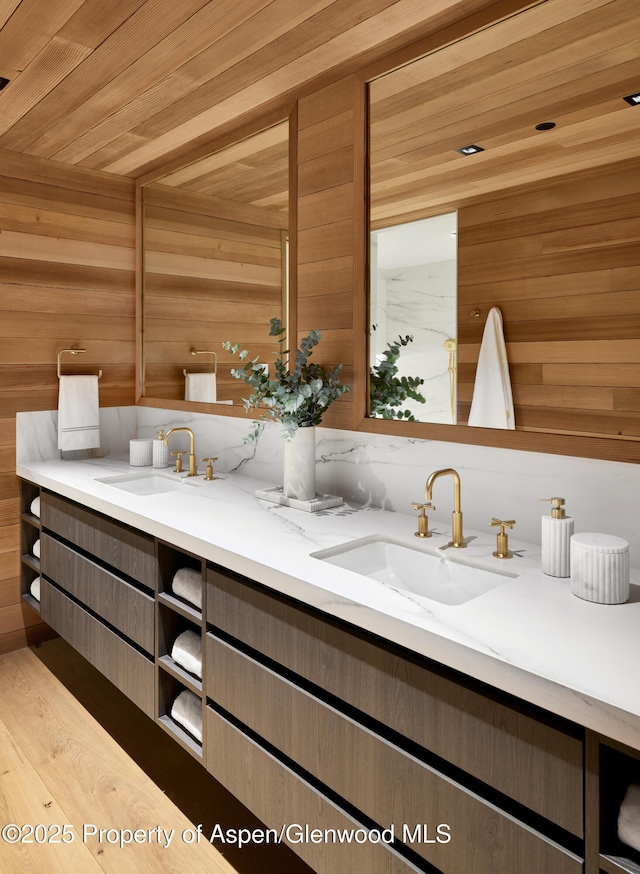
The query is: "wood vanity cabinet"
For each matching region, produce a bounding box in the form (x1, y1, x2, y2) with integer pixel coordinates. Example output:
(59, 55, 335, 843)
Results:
(35, 489, 156, 718)
(205, 567, 584, 874)
(19, 480, 640, 874)
(41, 491, 156, 588)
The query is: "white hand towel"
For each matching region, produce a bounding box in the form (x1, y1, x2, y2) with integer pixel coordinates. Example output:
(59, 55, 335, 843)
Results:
(185, 372, 217, 403)
(58, 375, 100, 450)
(618, 782, 640, 852)
(171, 689, 202, 743)
(172, 567, 202, 610)
(171, 630, 202, 678)
(32, 539, 40, 559)
(30, 496, 41, 518)
(468, 306, 515, 430)
(30, 577, 41, 601)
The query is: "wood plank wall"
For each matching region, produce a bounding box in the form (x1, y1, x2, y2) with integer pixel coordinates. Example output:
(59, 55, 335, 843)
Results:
(143, 186, 285, 404)
(296, 76, 365, 429)
(295, 74, 640, 453)
(0, 148, 136, 654)
(457, 159, 640, 437)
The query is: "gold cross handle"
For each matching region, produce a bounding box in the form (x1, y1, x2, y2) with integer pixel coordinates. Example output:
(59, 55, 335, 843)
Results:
(411, 501, 435, 538)
(489, 518, 516, 559)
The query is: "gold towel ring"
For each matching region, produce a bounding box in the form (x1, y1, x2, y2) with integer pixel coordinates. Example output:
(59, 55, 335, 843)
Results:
(57, 346, 102, 379)
(183, 348, 217, 377)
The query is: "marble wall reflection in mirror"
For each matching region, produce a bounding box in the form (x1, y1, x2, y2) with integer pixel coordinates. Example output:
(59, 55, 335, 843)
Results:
(367, 0, 640, 441)
(142, 120, 289, 406)
(370, 212, 457, 424)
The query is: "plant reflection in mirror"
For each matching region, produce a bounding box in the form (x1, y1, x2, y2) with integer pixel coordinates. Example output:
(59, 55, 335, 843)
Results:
(369, 333, 426, 420)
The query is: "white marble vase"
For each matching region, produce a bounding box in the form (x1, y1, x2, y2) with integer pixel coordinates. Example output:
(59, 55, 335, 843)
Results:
(283, 426, 316, 501)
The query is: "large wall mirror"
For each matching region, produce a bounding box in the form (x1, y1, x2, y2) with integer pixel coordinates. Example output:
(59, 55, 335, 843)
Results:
(367, 0, 640, 442)
(140, 118, 289, 407)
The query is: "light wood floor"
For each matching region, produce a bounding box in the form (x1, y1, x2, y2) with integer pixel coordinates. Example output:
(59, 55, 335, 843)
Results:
(0, 639, 312, 874)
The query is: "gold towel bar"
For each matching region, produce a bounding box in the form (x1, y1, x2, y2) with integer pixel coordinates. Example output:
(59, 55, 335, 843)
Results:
(57, 346, 102, 379)
(183, 348, 217, 376)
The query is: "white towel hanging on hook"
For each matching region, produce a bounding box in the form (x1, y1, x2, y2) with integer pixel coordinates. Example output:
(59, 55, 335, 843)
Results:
(468, 306, 515, 430)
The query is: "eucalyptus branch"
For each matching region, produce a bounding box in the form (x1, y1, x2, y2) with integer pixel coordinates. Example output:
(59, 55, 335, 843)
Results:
(223, 317, 350, 440)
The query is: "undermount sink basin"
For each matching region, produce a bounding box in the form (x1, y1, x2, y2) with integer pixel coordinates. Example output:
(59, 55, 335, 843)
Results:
(96, 472, 202, 496)
(311, 535, 517, 605)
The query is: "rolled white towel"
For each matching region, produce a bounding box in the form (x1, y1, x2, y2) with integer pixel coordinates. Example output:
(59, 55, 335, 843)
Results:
(32, 539, 40, 559)
(171, 630, 202, 678)
(170, 689, 202, 743)
(172, 567, 202, 610)
(30, 577, 41, 602)
(618, 783, 640, 853)
(30, 496, 41, 518)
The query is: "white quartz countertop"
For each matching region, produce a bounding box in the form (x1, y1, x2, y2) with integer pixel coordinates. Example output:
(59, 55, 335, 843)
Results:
(18, 456, 640, 751)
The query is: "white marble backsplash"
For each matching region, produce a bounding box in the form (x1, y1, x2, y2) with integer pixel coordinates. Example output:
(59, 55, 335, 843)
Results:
(314, 430, 640, 566)
(135, 407, 285, 482)
(17, 405, 640, 564)
(16, 407, 137, 464)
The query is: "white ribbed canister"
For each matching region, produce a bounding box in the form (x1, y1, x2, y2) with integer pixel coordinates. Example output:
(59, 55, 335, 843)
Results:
(541, 514, 574, 577)
(570, 533, 630, 604)
(129, 438, 153, 466)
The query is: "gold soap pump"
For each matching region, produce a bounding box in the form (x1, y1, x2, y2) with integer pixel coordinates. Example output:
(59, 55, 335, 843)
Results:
(539, 496, 574, 578)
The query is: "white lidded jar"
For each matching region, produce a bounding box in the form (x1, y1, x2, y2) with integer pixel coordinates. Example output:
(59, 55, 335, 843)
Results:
(153, 429, 169, 469)
(540, 497, 574, 578)
(570, 532, 630, 604)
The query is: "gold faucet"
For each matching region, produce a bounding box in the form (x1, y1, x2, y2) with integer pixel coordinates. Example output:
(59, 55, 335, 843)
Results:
(425, 468, 466, 548)
(164, 427, 198, 477)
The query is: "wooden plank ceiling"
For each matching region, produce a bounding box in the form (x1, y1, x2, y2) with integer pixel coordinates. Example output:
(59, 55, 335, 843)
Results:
(0, 0, 506, 178)
(369, 0, 640, 228)
(154, 120, 289, 211)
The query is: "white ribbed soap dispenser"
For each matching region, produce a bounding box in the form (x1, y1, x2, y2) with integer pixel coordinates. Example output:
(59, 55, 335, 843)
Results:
(540, 497, 574, 578)
(153, 429, 169, 469)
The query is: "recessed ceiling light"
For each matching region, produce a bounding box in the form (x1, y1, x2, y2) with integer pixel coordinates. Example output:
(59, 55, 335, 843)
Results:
(456, 144, 484, 155)
(535, 122, 556, 131)
(623, 91, 640, 106)
(0, 77, 10, 91)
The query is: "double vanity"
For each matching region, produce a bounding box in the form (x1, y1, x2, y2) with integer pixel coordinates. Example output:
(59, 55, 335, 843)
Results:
(17, 453, 640, 874)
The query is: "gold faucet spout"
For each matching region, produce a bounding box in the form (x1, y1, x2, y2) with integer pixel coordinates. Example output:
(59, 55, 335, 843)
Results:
(164, 427, 198, 477)
(424, 468, 466, 548)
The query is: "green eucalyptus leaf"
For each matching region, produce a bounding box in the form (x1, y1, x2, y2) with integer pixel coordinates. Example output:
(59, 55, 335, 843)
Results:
(369, 334, 426, 420)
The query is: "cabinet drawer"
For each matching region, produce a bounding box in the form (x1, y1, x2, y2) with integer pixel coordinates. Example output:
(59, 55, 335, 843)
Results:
(41, 492, 156, 590)
(206, 635, 582, 874)
(41, 580, 154, 718)
(207, 567, 584, 836)
(42, 533, 154, 653)
(205, 706, 422, 874)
